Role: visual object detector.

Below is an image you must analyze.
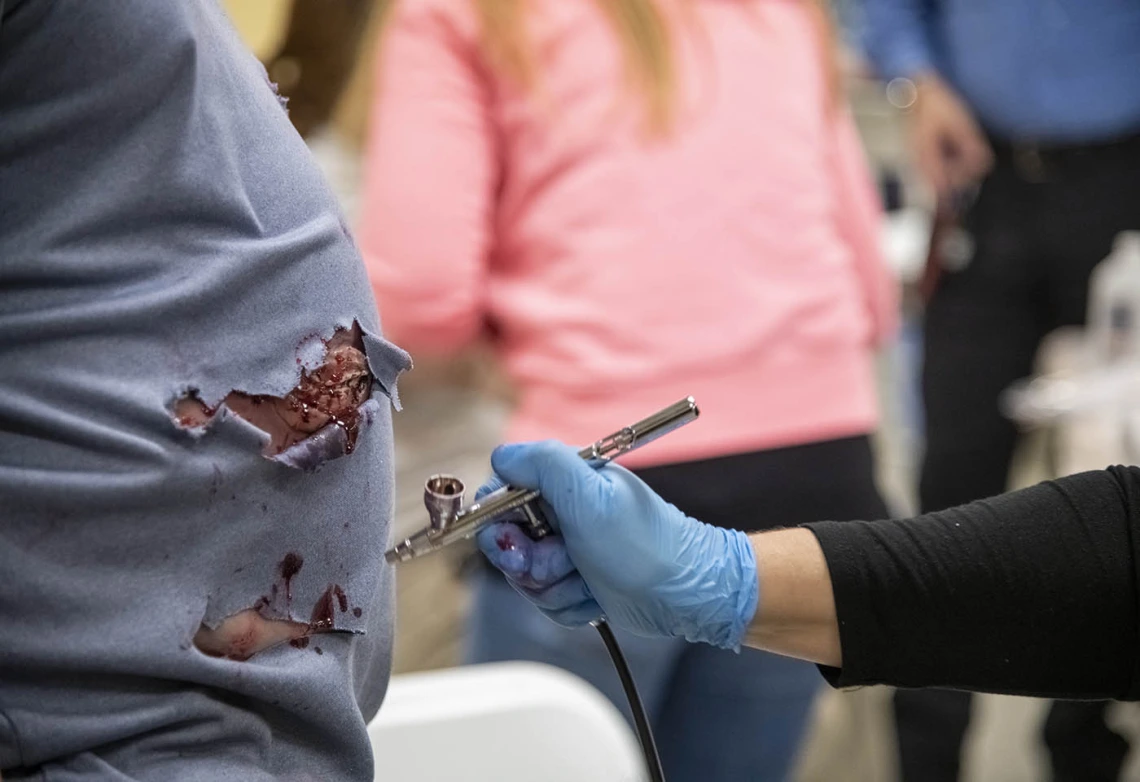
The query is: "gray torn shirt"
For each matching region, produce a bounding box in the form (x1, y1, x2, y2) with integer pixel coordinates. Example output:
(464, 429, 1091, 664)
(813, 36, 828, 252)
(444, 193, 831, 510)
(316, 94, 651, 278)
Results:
(0, 1, 410, 779)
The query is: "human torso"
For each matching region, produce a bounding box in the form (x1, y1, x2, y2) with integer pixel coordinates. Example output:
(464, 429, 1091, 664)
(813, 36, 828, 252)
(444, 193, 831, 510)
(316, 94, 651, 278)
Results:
(0, 2, 407, 778)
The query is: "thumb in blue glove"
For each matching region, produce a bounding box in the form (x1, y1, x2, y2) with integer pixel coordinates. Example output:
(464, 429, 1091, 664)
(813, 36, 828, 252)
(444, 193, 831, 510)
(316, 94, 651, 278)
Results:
(475, 440, 758, 650)
(473, 472, 603, 627)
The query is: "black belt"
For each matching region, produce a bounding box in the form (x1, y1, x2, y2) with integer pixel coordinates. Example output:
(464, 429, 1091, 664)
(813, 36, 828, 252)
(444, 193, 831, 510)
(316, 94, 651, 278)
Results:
(988, 129, 1140, 183)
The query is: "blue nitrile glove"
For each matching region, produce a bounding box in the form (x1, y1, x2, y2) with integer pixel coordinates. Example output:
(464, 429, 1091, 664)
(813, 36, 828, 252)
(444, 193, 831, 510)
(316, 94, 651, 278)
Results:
(474, 441, 759, 650)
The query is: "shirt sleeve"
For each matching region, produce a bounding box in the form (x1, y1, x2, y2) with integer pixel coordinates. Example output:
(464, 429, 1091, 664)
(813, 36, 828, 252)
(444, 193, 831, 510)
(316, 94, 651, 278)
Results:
(859, 0, 938, 80)
(356, 1, 497, 355)
(826, 107, 898, 347)
(805, 466, 1140, 701)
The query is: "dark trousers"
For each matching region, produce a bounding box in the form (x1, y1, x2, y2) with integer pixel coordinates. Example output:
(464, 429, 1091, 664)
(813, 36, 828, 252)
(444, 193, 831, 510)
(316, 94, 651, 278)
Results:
(898, 133, 1140, 782)
(635, 434, 887, 535)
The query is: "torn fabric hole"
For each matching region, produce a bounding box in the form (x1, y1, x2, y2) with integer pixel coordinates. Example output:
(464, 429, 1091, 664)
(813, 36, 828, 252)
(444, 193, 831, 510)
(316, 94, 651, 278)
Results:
(194, 551, 363, 661)
(170, 321, 410, 471)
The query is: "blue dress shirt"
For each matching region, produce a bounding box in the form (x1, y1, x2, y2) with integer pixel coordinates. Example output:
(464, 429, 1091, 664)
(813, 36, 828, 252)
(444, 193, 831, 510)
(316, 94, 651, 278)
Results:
(860, 0, 1140, 143)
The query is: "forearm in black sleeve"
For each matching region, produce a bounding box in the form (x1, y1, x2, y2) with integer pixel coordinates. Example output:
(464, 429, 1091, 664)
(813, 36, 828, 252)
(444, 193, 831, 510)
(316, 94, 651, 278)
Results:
(804, 466, 1140, 700)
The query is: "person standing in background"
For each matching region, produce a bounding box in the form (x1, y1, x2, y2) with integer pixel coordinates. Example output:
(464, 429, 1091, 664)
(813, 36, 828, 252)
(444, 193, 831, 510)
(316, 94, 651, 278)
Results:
(860, 1, 1140, 780)
(358, 1, 896, 779)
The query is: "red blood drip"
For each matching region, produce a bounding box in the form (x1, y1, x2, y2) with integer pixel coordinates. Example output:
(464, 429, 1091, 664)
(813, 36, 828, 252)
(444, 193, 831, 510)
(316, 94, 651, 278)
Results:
(279, 552, 304, 579)
(496, 532, 516, 552)
(289, 636, 310, 649)
(352, 607, 362, 618)
(341, 423, 357, 454)
(279, 552, 304, 601)
(314, 646, 324, 655)
(333, 585, 348, 613)
(310, 585, 337, 632)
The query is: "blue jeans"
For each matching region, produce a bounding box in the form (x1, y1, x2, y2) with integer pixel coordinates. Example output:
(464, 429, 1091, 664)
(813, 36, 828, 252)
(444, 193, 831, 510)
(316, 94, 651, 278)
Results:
(466, 571, 821, 782)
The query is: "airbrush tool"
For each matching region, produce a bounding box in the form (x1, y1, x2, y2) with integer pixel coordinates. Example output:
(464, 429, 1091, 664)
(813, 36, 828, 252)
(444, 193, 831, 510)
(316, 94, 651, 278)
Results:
(385, 396, 699, 565)
(385, 397, 698, 782)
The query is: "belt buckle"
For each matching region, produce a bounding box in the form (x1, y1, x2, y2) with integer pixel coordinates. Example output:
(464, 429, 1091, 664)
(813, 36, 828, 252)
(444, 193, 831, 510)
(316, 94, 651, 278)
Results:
(1013, 143, 1049, 183)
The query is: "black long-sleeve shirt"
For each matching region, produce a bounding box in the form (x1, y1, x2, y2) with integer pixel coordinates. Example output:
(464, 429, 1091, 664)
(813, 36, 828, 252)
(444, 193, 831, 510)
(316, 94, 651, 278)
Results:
(805, 466, 1140, 700)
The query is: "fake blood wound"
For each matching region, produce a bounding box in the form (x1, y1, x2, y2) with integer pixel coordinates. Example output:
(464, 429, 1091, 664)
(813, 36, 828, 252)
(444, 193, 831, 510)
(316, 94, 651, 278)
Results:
(171, 323, 373, 460)
(280, 339, 371, 455)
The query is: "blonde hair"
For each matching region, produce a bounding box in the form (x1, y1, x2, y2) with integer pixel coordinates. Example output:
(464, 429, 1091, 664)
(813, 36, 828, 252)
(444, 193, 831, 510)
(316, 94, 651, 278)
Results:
(474, 0, 677, 134)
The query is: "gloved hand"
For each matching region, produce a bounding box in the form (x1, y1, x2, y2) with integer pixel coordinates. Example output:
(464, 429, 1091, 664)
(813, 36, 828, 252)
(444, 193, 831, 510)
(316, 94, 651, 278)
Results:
(475, 441, 758, 650)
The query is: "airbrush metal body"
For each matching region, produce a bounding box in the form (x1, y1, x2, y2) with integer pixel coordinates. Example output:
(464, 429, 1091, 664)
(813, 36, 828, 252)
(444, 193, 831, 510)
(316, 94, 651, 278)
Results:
(384, 397, 699, 564)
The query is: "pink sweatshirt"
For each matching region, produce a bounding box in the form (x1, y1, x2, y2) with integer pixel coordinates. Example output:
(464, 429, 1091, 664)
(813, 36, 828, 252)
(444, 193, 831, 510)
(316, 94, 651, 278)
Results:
(359, 0, 897, 468)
